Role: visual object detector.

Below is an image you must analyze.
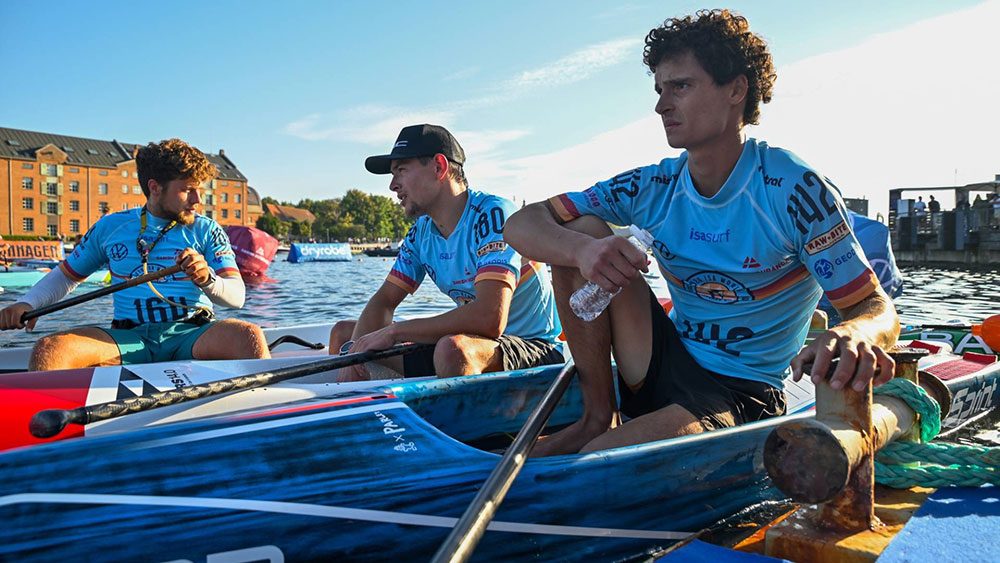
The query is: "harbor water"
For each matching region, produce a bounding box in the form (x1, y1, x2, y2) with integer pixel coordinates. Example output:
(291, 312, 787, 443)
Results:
(2, 259, 996, 347)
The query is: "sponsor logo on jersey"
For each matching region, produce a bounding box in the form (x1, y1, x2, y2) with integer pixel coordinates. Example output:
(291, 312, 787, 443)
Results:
(689, 228, 731, 243)
(476, 241, 506, 257)
(834, 248, 857, 265)
(584, 188, 601, 208)
(813, 259, 834, 279)
(439, 251, 455, 260)
(804, 221, 850, 255)
(759, 257, 793, 273)
(448, 288, 475, 305)
(684, 272, 752, 304)
(763, 174, 784, 187)
(742, 256, 761, 269)
(109, 243, 129, 261)
(653, 240, 675, 261)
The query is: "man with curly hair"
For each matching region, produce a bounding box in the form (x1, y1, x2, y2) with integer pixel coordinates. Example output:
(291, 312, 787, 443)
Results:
(0, 139, 270, 370)
(506, 9, 900, 455)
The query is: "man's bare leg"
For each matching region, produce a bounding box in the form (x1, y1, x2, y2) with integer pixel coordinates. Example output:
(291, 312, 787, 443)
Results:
(433, 334, 503, 376)
(29, 327, 122, 370)
(193, 319, 270, 360)
(580, 404, 705, 452)
(530, 216, 655, 457)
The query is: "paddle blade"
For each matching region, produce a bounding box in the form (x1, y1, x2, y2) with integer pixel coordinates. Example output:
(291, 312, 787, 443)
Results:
(971, 314, 1000, 351)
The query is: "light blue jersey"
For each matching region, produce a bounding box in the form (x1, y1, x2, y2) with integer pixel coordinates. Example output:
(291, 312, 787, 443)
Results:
(549, 139, 878, 388)
(388, 190, 561, 342)
(63, 208, 239, 324)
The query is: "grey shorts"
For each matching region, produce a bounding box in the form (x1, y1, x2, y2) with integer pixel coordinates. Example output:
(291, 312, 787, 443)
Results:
(402, 334, 564, 377)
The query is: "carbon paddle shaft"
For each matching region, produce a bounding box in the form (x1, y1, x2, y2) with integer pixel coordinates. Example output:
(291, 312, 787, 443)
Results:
(432, 358, 578, 563)
(29, 342, 432, 438)
(21, 264, 184, 322)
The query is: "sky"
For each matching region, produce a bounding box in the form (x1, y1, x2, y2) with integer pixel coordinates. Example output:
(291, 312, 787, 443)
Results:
(2, 0, 998, 217)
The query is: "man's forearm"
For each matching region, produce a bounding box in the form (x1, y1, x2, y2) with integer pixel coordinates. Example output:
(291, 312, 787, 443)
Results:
(836, 289, 901, 349)
(505, 203, 591, 268)
(391, 300, 507, 344)
(352, 297, 396, 340)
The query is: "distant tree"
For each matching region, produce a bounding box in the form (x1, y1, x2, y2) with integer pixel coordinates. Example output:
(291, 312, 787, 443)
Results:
(289, 220, 312, 240)
(256, 214, 288, 238)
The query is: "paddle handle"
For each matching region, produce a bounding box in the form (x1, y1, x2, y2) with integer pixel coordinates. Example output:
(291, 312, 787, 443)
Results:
(432, 358, 577, 563)
(21, 264, 184, 322)
(29, 342, 433, 438)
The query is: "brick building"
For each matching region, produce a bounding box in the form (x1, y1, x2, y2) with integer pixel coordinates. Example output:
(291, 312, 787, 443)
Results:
(0, 127, 262, 237)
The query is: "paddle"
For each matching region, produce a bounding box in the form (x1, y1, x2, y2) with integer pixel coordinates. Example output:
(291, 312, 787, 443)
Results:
(16, 264, 184, 325)
(29, 341, 433, 438)
(431, 358, 578, 563)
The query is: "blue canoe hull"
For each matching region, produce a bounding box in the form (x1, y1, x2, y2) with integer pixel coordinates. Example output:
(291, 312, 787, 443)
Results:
(1, 356, 998, 561)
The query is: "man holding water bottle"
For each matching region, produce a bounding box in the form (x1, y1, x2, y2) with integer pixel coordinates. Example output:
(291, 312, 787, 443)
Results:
(505, 9, 900, 455)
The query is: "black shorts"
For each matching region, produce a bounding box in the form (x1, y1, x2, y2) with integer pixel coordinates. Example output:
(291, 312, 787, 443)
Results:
(617, 293, 786, 430)
(402, 334, 563, 377)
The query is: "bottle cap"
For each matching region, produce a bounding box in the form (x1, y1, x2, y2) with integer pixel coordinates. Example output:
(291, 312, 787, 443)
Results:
(628, 225, 654, 248)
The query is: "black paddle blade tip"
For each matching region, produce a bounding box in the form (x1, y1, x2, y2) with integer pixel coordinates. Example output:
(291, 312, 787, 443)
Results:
(29, 409, 74, 438)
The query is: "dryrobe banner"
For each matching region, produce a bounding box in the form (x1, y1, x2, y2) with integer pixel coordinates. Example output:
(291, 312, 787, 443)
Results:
(286, 243, 352, 263)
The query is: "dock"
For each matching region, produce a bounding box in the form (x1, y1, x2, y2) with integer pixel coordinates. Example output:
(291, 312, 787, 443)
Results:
(889, 176, 1000, 267)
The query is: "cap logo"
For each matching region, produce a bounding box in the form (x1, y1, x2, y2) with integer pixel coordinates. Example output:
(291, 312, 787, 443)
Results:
(394, 141, 408, 148)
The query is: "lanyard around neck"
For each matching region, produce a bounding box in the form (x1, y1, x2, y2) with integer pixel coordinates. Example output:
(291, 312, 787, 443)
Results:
(136, 207, 177, 264)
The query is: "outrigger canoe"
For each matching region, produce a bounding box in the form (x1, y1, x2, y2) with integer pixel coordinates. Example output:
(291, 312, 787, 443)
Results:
(0, 345, 997, 561)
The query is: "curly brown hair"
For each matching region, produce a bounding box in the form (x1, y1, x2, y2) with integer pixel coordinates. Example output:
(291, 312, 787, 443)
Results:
(643, 9, 776, 126)
(135, 138, 216, 197)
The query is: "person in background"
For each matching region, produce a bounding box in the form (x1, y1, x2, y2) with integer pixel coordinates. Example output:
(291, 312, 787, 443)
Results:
(928, 195, 941, 214)
(0, 139, 269, 370)
(328, 124, 562, 380)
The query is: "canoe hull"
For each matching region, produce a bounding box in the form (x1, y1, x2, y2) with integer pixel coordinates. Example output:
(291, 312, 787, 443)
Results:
(1, 353, 997, 561)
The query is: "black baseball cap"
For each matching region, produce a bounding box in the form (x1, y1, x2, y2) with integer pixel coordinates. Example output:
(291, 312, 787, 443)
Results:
(364, 124, 466, 175)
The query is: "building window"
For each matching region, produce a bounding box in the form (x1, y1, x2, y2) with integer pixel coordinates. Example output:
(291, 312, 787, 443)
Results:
(122, 185, 129, 194)
(99, 170, 108, 176)
(46, 182, 58, 195)
(21, 163, 33, 169)
(70, 219, 80, 233)
(22, 197, 33, 210)
(99, 202, 109, 214)
(122, 203, 128, 210)
(47, 202, 58, 214)
(206, 210, 213, 219)
(132, 186, 142, 194)
(23, 218, 34, 231)
(47, 225, 58, 237)
(121, 170, 128, 177)
(235, 209, 242, 219)
(132, 203, 141, 209)
(235, 194, 242, 203)
(44, 164, 58, 176)
(221, 209, 229, 219)
(206, 194, 214, 205)
(69, 181, 80, 192)
(222, 193, 229, 203)
(70, 200, 80, 212)
(98, 183, 108, 194)
(22, 177, 33, 190)
(69, 167, 80, 173)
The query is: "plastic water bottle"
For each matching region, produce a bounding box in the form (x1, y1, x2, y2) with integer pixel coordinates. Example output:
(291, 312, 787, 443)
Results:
(570, 225, 654, 321)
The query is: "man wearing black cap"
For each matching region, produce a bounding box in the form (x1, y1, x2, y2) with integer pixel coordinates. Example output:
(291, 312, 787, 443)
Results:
(329, 124, 563, 380)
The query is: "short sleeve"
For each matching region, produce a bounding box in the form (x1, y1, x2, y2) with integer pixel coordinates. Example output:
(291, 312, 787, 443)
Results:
(386, 224, 425, 293)
(205, 223, 239, 276)
(472, 197, 518, 289)
(788, 173, 879, 310)
(547, 166, 657, 226)
(61, 222, 106, 281)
